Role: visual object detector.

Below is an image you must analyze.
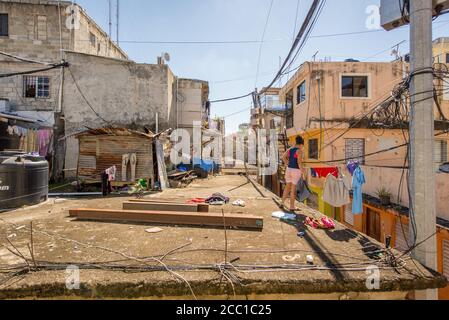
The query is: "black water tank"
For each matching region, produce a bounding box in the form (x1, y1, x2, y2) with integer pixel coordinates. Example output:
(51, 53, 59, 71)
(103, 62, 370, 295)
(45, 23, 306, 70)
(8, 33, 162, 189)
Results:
(0, 152, 49, 209)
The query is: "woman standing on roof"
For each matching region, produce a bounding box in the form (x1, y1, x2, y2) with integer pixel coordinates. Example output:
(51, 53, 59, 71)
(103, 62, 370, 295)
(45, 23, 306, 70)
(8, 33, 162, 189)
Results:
(281, 136, 305, 212)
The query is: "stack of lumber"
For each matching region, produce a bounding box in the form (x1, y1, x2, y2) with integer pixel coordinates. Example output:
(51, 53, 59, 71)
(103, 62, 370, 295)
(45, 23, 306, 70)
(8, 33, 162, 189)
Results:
(69, 198, 263, 230)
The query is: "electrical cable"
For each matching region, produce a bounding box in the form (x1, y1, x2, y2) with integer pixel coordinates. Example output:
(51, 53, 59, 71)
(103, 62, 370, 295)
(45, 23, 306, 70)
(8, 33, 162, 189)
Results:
(0, 62, 68, 79)
(67, 68, 113, 125)
(255, 0, 275, 88)
(259, 0, 325, 96)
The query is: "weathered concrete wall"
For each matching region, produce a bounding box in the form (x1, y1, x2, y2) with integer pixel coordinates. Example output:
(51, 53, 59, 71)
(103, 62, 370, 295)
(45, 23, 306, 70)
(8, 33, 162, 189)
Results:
(0, 61, 60, 111)
(0, 0, 72, 61)
(177, 78, 209, 130)
(0, 0, 127, 114)
(63, 52, 172, 175)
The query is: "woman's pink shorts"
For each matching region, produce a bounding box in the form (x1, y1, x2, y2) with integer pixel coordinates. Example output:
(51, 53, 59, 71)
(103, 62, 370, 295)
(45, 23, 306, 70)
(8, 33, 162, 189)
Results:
(285, 168, 302, 185)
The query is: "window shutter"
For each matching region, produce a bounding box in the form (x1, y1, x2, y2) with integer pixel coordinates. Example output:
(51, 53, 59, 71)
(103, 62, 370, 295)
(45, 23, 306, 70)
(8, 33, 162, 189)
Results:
(344, 201, 354, 226)
(394, 219, 410, 252)
(443, 240, 449, 280)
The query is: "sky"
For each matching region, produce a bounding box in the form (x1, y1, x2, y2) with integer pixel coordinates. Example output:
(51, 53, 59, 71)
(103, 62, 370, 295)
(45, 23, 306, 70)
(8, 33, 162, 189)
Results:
(75, 0, 449, 133)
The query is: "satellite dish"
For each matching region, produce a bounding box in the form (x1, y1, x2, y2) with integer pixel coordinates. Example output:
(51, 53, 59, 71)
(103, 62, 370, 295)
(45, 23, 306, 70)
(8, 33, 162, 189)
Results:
(163, 52, 171, 62)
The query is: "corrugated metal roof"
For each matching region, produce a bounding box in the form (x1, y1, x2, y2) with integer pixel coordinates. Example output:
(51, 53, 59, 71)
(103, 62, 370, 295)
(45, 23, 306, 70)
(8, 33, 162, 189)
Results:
(74, 127, 155, 139)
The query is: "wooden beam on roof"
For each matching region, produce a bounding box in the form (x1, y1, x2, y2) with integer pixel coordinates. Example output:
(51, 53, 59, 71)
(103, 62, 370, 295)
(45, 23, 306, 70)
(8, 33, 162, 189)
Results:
(69, 208, 263, 230)
(128, 199, 209, 212)
(122, 201, 200, 212)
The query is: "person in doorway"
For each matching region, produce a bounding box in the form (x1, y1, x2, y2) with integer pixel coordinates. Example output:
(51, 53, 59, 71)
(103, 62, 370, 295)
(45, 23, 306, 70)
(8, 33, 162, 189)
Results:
(282, 136, 305, 211)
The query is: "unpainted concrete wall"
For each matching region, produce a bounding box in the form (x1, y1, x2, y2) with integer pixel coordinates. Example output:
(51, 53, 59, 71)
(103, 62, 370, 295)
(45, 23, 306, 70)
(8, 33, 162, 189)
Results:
(63, 52, 172, 175)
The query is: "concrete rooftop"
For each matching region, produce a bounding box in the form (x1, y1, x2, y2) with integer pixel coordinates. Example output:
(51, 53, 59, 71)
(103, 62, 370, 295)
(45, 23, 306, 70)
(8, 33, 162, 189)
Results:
(0, 175, 446, 299)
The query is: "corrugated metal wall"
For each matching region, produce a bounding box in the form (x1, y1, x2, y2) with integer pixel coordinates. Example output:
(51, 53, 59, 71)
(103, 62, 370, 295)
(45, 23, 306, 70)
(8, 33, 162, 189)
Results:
(78, 135, 154, 182)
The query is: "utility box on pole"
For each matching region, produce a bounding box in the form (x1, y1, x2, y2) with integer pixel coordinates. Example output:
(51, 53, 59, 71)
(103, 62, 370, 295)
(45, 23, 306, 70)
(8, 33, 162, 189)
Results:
(380, 0, 449, 30)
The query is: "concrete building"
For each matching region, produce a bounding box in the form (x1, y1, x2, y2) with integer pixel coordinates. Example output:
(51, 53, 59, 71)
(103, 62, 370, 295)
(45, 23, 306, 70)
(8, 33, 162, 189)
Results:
(277, 45, 449, 299)
(0, 0, 210, 179)
(62, 52, 210, 177)
(0, 0, 127, 178)
(0, 0, 127, 113)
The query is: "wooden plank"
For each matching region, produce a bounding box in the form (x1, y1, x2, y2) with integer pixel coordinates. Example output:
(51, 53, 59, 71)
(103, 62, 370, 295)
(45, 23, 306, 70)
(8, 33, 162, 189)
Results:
(128, 198, 209, 212)
(69, 209, 263, 230)
(155, 140, 169, 190)
(128, 198, 185, 204)
(123, 201, 199, 212)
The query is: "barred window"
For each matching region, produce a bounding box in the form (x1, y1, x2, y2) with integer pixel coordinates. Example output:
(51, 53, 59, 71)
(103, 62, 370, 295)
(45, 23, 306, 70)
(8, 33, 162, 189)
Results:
(23, 76, 50, 99)
(345, 138, 365, 164)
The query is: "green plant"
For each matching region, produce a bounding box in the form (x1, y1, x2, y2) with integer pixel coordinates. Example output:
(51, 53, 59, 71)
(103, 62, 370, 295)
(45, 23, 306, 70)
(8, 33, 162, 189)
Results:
(376, 187, 392, 199)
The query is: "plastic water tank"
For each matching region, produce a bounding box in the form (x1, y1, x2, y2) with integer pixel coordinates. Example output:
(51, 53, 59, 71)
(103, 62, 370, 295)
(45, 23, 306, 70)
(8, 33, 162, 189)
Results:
(0, 152, 49, 209)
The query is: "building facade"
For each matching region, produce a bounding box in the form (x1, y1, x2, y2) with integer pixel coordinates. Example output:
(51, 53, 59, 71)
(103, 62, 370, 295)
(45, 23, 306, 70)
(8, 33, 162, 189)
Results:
(0, 0, 210, 180)
(277, 47, 449, 299)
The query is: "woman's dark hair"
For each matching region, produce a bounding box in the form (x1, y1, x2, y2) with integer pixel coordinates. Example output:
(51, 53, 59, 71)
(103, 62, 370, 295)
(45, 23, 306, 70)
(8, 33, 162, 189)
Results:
(296, 136, 305, 146)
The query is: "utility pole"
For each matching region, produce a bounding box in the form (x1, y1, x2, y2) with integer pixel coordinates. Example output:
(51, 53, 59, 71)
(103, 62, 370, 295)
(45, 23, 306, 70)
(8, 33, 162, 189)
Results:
(409, 0, 437, 300)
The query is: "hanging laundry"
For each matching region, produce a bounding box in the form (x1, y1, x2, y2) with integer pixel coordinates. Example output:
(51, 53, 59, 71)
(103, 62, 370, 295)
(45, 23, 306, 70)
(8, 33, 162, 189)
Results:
(323, 174, 351, 207)
(311, 167, 338, 178)
(37, 129, 53, 157)
(297, 178, 311, 202)
(346, 160, 360, 176)
(352, 166, 366, 215)
(105, 165, 117, 182)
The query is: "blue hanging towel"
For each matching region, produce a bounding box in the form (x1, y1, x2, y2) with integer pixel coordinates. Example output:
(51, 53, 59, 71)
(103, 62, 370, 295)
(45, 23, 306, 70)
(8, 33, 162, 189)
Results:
(352, 166, 366, 215)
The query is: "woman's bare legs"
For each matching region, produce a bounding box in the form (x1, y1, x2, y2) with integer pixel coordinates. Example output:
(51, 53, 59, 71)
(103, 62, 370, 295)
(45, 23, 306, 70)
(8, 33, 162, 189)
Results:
(282, 183, 291, 208)
(289, 183, 297, 211)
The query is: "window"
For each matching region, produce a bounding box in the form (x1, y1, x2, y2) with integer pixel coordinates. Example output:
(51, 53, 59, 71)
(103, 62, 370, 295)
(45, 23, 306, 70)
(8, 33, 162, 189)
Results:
(308, 138, 319, 160)
(89, 32, 96, 47)
(297, 80, 306, 104)
(0, 14, 8, 36)
(285, 90, 294, 129)
(435, 140, 448, 165)
(345, 138, 365, 164)
(23, 76, 50, 99)
(446, 53, 449, 64)
(37, 15, 47, 40)
(342, 75, 368, 98)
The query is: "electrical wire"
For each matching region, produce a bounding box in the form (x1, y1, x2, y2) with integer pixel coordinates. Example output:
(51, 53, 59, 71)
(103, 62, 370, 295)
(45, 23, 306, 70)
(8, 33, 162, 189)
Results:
(0, 62, 68, 79)
(259, 0, 325, 96)
(66, 68, 113, 124)
(255, 0, 275, 88)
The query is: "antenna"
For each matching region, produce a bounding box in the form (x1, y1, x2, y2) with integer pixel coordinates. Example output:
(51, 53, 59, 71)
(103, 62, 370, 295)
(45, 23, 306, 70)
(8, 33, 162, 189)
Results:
(116, 0, 119, 45)
(108, 0, 112, 38)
